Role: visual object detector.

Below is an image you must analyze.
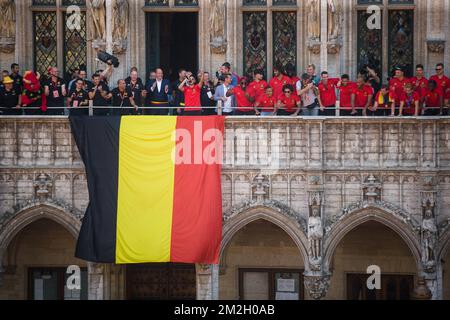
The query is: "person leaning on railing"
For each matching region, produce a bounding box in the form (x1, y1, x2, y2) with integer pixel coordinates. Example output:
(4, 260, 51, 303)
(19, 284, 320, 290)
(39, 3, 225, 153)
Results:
(0, 76, 22, 115)
(44, 67, 66, 116)
(67, 78, 89, 116)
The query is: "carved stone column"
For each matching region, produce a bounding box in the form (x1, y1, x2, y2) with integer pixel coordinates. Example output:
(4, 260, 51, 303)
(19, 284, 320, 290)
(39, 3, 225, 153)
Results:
(196, 264, 219, 300)
(88, 262, 105, 300)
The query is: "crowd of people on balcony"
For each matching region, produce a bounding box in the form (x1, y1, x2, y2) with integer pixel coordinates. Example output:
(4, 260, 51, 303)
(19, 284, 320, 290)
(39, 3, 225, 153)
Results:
(0, 61, 449, 117)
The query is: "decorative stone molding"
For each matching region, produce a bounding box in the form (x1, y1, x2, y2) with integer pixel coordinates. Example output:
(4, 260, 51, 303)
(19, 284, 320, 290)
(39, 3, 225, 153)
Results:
(427, 40, 445, 53)
(307, 40, 321, 54)
(327, 200, 420, 233)
(327, 40, 342, 54)
(303, 272, 331, 300)
(0, 37, 14, 54)
(210, 38, 227, 54)
(33, 173, 53, 201)
(223, 200, 307, 232)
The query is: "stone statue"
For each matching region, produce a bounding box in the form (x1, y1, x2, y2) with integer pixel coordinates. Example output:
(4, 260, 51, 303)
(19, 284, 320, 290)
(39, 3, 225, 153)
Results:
(327, 0, 342, 41)
(307, 0, 321, 41)
(209, 0, 227, 53)
(421, 208, 437, 269)
(308, 207, 323, 262)
(90, 0, 106, 40)
(0, 0, 15, 39)
(112, 0, 129, 53)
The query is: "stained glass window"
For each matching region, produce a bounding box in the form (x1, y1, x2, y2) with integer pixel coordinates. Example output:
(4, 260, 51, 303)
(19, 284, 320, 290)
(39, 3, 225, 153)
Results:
(62, 0, 86, 6)
(388, 10, 414, 77)
(33, 0, 56, 5)
(243, 12, 267, 79)
(243, 0, 267, 5)
(388, 0, 414, 4)
(273, 0, 297, 5)
(33, 12, 58, 76)
(273, 12, 296, 73)
(64, 11, 87, 79)
(357, 10, 383, 78)
(145, 0, 169, 5)
(175, 0, 198, 5)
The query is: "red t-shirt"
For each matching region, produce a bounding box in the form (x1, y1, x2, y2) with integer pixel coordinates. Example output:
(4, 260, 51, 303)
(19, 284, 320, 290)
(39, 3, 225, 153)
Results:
(277, 94, 300, 113)
(389, 77, 411, 103)
(233, 86, 253, 112)
(352, 85, 374, 108)
(411, 76, 428, 98)
(446, 87, 450, 100)
(269, 75, 291, 99)
(429, 75, 449, 96)
(247, 80, 268, 100)
(256, 94, 276, 112)
(338, 82, 356, 109)
(318, 79, 338, 107)
(183, 84, 201, 111)
(290, 76, 300, 87)
(423, 89, 442, 108)
(399, 91, 420, 115)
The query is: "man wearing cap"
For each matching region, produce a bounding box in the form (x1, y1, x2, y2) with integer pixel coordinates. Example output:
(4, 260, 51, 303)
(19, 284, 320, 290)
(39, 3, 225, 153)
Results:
(0, 76, 22, 115)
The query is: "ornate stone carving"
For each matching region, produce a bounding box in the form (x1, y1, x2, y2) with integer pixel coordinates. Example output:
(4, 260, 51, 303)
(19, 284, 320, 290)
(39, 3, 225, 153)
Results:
(223, 200, 307, 232)
(327, 200, 420, 233)
(209, 0, 227, 54)
(308, 206, 323, 271)
(0, 0, 15, 54)
(303, 273, 331, 300)
(307, 40, 321, 54)
(307, 0, 320, 41)
(33, 173, 53, 201)
(421, 194, 437, 273)
(327, 0, 342, 41)
(89, 0, 106, 40)
(362, 175, 381, 203)
(251, 173, 269, 203)
(112, 0, 129, 54)
(327, 41, 341, 54)
(427, 40, 445, 53)
(197, 264, 212, 275)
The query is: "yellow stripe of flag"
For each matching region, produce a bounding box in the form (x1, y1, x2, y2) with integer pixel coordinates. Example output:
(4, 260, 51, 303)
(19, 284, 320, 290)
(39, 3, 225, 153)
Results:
(116, 116, 177, 264)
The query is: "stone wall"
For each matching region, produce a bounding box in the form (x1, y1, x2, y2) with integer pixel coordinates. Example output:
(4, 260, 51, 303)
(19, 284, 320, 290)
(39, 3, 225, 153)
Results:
(1, 116, 450, 299)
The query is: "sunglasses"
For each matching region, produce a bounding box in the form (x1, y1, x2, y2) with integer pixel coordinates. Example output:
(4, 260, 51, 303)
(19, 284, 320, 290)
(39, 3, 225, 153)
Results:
(284, 90, 291, 93)
(436, 68, 443, 71)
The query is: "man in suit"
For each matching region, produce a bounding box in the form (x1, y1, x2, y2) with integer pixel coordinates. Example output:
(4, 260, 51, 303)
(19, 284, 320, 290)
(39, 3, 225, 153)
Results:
(145, 68, 172, 115)
(213, 73, 235, 115)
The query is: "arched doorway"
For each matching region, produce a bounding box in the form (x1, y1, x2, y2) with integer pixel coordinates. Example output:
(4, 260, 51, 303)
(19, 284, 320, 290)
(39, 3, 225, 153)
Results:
(327, 221, 418, 300)
(220, 219, 305, 300)
(0, 218, 86, 300)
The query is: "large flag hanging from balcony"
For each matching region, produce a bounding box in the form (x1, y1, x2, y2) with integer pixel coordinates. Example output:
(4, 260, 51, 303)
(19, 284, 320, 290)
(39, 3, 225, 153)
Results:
(70, 116, 224, 264)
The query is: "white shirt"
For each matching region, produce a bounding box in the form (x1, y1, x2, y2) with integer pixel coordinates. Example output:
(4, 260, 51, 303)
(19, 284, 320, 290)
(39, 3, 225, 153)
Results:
(156, 79, 162, 92)
(223, 85, 233, 113)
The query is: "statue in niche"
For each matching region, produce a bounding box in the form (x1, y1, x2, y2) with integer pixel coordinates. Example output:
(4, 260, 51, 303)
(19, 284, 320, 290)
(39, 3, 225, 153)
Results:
(421, 206, 437, 271)
(327, 0, 342, 41)
(307, 0, 321, 41)
(308, 206, 323, 263)
(90, 0, 106, 40)
(209, 0, 227, 53)
(112, 0, 129, 53)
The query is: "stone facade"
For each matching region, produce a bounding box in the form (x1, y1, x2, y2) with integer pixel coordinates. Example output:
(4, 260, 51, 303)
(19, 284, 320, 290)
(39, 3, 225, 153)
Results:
(1, 116, 450, 299)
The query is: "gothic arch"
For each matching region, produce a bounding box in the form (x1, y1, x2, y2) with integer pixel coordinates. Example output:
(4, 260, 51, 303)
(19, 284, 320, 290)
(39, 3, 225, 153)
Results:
(323, 205, 422, 272)
(221, 203, 310, 271)
(0, 202, 82, 266)
(437, 226, 450, 263)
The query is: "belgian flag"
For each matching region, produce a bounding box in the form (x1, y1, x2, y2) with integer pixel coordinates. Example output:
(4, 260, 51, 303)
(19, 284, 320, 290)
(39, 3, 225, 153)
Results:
(70, 116, 224, 264)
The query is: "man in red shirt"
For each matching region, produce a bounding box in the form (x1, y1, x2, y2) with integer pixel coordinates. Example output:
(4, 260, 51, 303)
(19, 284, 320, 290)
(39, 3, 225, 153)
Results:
(247, 69, 268, 101)
(351, 75, 374, 116)
(276, 84, 300, 116)
(227, 77, 255, 115)
(286, 64, 300, 88)
(411, 64, 428, 102)
(337, 74, 355, 116)
(423, 80, 443, 116)
(398, 83, 420, 116)
(317, 71, 339, 116)
(430, 63, 449, 97)
(255, 86, 276, 116)
(178, 71, 204, 116)
(269, 65, 291, 100)
(389, 66, 410, 107)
